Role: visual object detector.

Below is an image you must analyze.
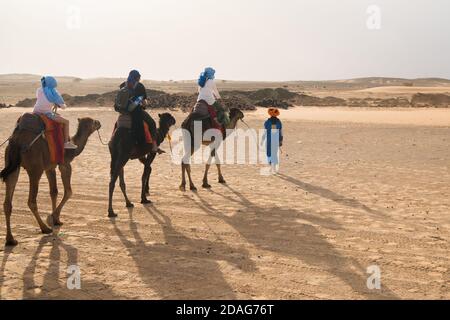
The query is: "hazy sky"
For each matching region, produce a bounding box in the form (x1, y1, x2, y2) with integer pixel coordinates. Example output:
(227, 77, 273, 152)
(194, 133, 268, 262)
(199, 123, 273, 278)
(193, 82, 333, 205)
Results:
(0, 0, 449, 81)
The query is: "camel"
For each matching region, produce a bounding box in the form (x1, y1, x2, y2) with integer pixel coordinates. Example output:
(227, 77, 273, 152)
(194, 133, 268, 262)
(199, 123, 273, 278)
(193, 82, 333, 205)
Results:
(108, 112, 176, 217)
(179, 107, 244, 191)
(0, 116, 101, 246)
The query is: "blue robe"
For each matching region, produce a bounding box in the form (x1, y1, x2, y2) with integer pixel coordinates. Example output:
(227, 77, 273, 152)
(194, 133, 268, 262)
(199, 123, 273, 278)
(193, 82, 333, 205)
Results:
(264, 117, 283, 164)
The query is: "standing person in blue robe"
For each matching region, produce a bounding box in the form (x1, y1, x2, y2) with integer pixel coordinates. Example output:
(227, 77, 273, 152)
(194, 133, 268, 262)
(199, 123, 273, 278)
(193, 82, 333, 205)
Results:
(262, 108, 283, 174)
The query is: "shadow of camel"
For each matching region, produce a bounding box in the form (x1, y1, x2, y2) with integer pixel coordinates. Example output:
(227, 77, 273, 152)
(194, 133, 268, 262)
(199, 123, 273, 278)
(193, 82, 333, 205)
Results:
(111, 205, 256, 299)
(184, 184, 398, 299)
(0, 247, 14, 299)
(276, 173, 386, 217)
(20, 236, 121, 299)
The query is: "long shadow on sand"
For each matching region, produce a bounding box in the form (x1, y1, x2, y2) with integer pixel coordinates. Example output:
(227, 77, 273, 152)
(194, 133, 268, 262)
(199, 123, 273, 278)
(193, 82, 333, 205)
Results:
(185, 184, 398, 299)
(276, 173, 386, 217)
(111, 206, 256, 299)
(19, 235, 121, 299)
(0, 247, 14, 299)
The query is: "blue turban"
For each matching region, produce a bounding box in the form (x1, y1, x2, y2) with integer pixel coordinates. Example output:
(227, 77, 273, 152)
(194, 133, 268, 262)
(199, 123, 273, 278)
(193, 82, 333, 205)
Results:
(198, 67, 216, 88)
(127, 70, 141, 87)
(41, 76, 65, 105)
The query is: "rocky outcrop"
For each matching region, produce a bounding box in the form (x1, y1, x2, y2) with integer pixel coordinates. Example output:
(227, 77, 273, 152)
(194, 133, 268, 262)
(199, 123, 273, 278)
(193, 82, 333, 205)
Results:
(411, 93, 450, 108)
(12, 89, 450, 110)
(347, 97, 411, 108)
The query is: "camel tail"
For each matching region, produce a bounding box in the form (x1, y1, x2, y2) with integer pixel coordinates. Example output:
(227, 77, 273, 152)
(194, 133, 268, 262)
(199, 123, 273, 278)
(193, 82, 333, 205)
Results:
(1, 140, 21, 182)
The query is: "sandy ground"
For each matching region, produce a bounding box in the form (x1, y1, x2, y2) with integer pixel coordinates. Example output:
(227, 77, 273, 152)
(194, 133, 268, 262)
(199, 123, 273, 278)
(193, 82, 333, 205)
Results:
(253, 106, 450, 126)
(0, 106, 449, 299)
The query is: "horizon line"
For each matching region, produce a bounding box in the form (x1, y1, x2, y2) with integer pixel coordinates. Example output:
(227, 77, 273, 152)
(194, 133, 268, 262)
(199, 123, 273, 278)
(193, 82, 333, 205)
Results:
(1, 73, 449, 83)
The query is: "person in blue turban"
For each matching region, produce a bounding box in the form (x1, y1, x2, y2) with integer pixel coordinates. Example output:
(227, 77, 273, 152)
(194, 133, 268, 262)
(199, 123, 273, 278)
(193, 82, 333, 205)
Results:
(33, 76, 77, 149)
(195, 67, 229, 134)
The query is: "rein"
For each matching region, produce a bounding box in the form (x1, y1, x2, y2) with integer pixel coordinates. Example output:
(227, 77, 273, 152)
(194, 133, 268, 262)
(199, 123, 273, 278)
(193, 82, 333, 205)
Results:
(240, 119, 251, 129)
(96, 129, 110, 146)
(0, 136, 11, 148)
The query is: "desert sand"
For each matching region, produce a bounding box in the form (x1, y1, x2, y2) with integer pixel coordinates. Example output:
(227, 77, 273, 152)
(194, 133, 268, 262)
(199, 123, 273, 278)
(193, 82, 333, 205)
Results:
(0, 104, 448, 299)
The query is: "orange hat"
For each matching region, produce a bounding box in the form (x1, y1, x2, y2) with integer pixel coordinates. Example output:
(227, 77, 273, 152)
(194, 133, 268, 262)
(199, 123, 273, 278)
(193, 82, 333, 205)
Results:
(268, 108, 280, 117)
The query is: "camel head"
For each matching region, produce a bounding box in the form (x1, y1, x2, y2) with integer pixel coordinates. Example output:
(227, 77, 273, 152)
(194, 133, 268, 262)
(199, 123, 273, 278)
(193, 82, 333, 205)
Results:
(77, 117, 102, 135)
(158, 113, 176, 128)
(229, 108, 244, 121)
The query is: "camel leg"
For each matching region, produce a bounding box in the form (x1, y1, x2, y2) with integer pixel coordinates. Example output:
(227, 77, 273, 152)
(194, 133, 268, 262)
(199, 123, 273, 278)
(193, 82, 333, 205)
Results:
(52, 164, 72, 226)
(217, 164, 226, 184)
(202, 152, 213, 188)
(202, 164, 211, 188)
(3, 168, 20, 246)
(119, 168, 134, 208)
(26, 169, 52, 234)
(109, 158, 129, 218)
(46, 169, 58, 213)
(185, 164, 197, 191)
(141, 154, 154, 204)
(141, 165, 152, 204)
(180, 163, 187, 191)
(145, 154, 156, 195)
(213, 147, 225, 184)
(108, 170, 119, 218)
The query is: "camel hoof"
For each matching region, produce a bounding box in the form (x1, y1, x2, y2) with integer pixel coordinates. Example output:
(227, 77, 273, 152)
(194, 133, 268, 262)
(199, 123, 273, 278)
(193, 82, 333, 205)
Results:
(141, 199, 152, 205)
(5, 238, 18, 247)
(54, 221, 63, 227)
(48, 215, 63, 227)
(190, 185, 197, 191)
(126, 202, 134, 208)
(218, 178, 226, 184)
(46, 214, 54, 226)
(108, 210, 118, 218)
(41, 226, 53, 234)
(202, 183, 212, 189)
(179, 185, 186, 192)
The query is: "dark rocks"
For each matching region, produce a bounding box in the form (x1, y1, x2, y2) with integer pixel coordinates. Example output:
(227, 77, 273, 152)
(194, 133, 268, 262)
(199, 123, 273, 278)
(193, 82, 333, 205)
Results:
(411, 93, 450, 108)
(255, 99, 291, 109)
(15, 98, 36, 108)
(12, 87, 450, 110)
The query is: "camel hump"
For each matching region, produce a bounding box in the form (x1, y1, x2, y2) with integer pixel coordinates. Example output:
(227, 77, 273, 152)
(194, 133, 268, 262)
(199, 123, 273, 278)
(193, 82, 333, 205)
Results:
(181, 113, 212, 134)
(182, 103, 212, 130)
(16, 113, 45, 134)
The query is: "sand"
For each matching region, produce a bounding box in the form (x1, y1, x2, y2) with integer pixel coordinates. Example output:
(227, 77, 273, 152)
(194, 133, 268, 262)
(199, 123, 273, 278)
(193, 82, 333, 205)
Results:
(253, 106, 450, 126)
(0, 106, 448, 299)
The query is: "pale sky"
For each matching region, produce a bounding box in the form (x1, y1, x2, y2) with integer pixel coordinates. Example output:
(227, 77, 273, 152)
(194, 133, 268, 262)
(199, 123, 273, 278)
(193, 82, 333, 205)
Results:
(0, 0, 449, 81)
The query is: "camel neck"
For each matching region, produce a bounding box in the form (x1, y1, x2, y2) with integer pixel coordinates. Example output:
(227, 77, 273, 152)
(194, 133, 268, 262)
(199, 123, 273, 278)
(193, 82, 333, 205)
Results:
(71, 130, 90, 157)
(157, 122, 170, 146)
(225, 116, 240, 131)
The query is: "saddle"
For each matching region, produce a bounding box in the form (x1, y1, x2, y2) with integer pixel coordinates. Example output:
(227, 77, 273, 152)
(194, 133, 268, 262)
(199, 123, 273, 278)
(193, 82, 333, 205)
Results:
(16, 113, 65, 164)
(16, 113, 45, 134)
(113, 114, 153, 144)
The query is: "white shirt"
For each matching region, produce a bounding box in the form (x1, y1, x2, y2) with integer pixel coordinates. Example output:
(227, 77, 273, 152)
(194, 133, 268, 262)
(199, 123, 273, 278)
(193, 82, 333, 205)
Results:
(197, 79, 221, 105)
(33, 88, 66, 114)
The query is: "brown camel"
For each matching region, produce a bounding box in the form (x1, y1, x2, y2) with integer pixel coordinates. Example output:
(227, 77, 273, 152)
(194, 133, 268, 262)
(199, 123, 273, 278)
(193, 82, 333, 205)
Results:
(180, 107, 244, 191)
(0, 116, 101, 246)
(108, 112, 176, 217)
